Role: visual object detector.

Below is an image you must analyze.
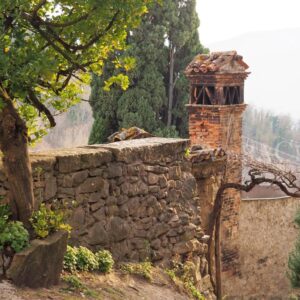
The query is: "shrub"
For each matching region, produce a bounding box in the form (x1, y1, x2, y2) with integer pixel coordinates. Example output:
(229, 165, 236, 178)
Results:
(63, 246, 115, 273)
(63, 245, 78, 273)
(120, 261, 152, 281)
(63, 274, 84, 291)
(184, 148, 191, 158)
(95, 250, 114, 273)
(0, 221, 29, 253)
(62, 274, 99, 298)
(165, 260, 206, 300)
(76, 246, 98, 271)
(288, 210, 300, 288)
(0, 204, 10, 232)
(0, 204, 29, 254)
(185, 280, 206, 300)
(30, 203, 72, 238)
(288, 239, 300, 287)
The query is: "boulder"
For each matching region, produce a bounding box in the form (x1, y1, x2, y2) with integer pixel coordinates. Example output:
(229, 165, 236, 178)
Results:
(77, 177, 109, 196)
(108, 217, 130, 242)
(7, 231, 68, 288)
(88, 221, 108, 245)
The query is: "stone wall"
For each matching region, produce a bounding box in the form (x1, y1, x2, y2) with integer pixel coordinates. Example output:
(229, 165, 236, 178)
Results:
(0, 138, 215, 297)
(229, 197, 300, 299)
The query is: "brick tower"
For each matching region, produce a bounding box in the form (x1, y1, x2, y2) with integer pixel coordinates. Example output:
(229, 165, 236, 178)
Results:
(185, 51, 249, 292)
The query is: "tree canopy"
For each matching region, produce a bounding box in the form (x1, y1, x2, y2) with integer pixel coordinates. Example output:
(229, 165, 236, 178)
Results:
(0, 0, 151, 141)
(0, 0, 152, 226)
(89, 0, 206, 144)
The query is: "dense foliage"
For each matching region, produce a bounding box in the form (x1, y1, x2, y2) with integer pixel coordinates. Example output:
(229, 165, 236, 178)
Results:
(89, 0, 206, 144)
(120, 261, 153, 281)
(165, 260, 205, 300)
(0, 221, 29, 253)
(76, 246, 99, 271)
(64, 245, 79, 273)
(0, 0, 152, 141)
(95, 249, 115, 273)
(0, 0, 152, 227)
(30, 203, 71, 238)
(63, 245, 114, 273)
(0, 204, 29, 253)
(288, 210, 300, 287)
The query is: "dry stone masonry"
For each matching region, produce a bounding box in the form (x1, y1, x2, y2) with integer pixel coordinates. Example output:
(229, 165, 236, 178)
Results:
(0, 137, 219, 298)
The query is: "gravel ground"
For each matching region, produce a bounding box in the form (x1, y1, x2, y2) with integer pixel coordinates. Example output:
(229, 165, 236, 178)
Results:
(0, 281, 24, 300)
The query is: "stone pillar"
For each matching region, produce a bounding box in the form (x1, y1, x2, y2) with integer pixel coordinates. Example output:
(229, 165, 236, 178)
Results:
(185, 51, 250, 295)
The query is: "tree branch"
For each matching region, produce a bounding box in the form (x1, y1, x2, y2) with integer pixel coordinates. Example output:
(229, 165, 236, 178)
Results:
(68, 10, 120, 51)
(27, 89, 56, 127)
(34, 25, 86, 72)
(23, 10, 120, 53)
(32, 0, 47, 16)
(39, 10, 93, 28)
(207, 155, 300, 299)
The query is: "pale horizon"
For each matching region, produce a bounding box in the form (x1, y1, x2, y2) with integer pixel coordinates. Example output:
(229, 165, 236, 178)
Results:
(196, 0, 300, 45)
(196, 0, 300, 121)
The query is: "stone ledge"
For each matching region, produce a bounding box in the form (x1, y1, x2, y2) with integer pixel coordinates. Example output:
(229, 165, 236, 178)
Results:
(87, 138, 190, 163)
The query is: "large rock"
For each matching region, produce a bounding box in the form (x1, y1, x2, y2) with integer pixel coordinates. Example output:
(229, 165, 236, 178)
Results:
(108, 217, 130, 242)
(77, 177, 109, 195)
(88, 221, 108, 245)
(7, 231, 68, 288)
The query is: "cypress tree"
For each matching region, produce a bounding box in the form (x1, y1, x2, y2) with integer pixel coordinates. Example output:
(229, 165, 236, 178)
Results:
(89, 0, 207, 144)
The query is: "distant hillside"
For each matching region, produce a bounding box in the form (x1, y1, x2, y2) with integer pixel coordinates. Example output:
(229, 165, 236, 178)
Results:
(209, 28, 300, 120)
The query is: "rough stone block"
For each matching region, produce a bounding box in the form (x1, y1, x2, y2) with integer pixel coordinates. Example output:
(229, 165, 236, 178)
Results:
(108, 217, 130, 242)
(148, 223, 170, 239)
(107, 164, 123, 178)
(7, 231, 68, 288)
(77, 177, 109, 196)
(44, 174, 57, 201)
(88, 222, 108, 245)
(70, 207, 85, 229)
(89, 168, 104, 177)
(148, 173, 159, 185)
(71, 170, 89, 186)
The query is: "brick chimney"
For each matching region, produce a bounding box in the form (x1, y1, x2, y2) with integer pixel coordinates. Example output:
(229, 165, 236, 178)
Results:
(185, 50, 249, 152)
(185, 51, 249, 293)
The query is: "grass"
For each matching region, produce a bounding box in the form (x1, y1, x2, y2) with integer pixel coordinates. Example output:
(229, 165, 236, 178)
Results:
(165, 262, 206, 300)
(62, 274, 100, 299)
(120, 261, 153, 281)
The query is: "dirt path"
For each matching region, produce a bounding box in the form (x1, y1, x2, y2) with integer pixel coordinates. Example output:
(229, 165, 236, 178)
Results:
(0, 281, 24, 300)
(8, 269, 191, 300)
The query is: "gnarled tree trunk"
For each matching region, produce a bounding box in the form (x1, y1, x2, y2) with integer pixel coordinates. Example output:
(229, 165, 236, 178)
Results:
(0, 100, 34, 229)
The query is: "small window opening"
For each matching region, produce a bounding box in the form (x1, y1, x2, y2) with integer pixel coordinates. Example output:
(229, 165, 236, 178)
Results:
(224, 86, 240, 105)
(192, 85, 215, 105)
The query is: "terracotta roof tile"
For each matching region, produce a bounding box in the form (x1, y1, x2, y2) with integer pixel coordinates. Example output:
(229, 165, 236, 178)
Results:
(185, 51, 249, 75)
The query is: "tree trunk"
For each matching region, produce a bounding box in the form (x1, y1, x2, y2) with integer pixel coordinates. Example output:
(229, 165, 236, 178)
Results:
(215, 211, 222, 300)
(0, 101, 34, 229)
(167, 45, 175, 127)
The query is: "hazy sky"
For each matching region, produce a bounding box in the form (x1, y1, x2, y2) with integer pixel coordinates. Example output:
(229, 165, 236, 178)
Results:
(196, 0, 300, 45)
(195, 0, 300, 121)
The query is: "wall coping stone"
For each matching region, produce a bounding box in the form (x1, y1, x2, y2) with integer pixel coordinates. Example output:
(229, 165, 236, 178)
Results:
(0, 138, 190, 172)
(85, 137, 190, 163)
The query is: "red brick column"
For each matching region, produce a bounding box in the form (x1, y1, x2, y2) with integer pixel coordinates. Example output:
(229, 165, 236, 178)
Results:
(187, 104, 247, 292)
